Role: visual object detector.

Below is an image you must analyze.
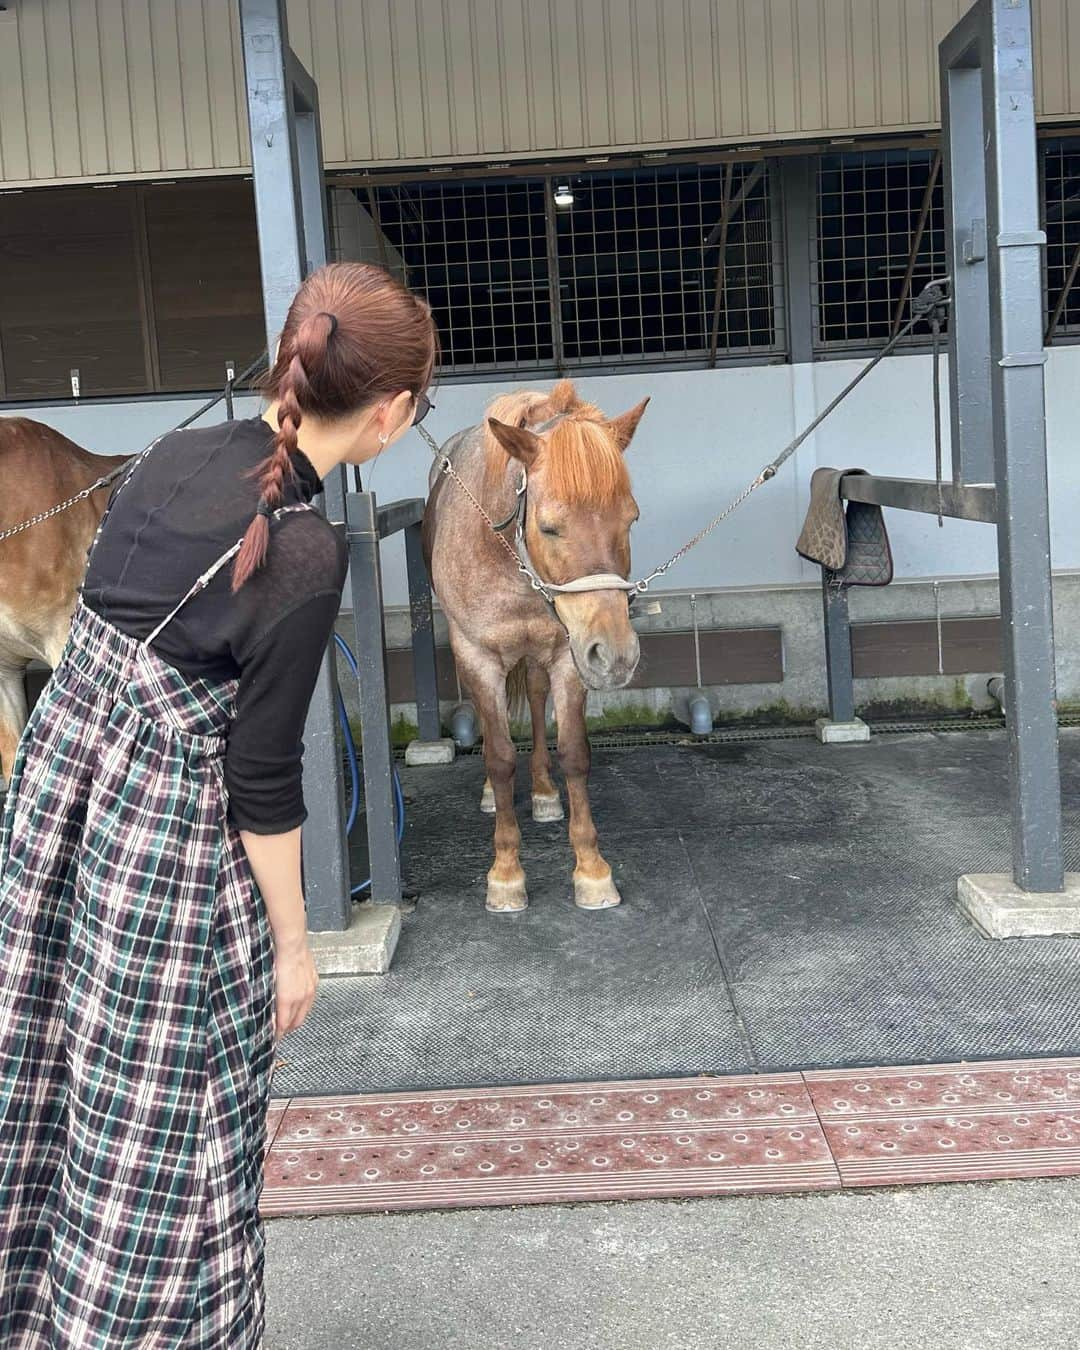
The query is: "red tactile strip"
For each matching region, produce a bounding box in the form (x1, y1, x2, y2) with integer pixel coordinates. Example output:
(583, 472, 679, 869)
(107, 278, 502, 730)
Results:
(260, 1075, 839, 1217)
(804, 1057, 1080, 1187)
(260, 1058, 1080, 1216)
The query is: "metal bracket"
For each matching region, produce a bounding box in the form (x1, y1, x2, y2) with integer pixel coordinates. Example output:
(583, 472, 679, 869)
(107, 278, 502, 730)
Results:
(962, 217, 987, 263)
(998, 352, 1048, 367)
(996, 230, 1047, 248)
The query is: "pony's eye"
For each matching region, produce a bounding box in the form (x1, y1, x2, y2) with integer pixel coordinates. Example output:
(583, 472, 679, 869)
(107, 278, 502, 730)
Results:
(539, 524, 561, 538)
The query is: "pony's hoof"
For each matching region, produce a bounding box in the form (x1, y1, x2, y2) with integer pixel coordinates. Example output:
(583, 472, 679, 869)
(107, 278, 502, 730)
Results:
(574, 871, 622, 910)
(486, 877, 528, 914)
(531, 792, 564, 823)
(480, 784, 496, 814)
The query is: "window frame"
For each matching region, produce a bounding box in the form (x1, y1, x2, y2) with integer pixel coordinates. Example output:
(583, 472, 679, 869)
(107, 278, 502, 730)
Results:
(1, 131, 1076, 405)
(0, 177, 266, 403)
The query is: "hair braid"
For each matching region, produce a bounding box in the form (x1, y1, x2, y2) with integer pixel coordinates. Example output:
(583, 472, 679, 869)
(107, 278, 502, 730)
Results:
(232, 326, 321, 591)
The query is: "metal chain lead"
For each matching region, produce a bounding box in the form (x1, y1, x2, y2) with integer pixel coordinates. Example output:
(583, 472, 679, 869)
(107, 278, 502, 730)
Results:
(416, 423, 553, 598)
(416, 276, 951, 597)
(0, 351, 267, 548)
(635, 284, 949, 591)
(0, 480, 113, 545)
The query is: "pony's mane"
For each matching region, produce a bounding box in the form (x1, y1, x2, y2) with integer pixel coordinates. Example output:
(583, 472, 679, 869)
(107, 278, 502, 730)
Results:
(483, 379, 631, 508)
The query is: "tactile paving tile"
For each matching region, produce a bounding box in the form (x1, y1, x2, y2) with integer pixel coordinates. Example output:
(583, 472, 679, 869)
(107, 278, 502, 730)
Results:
(805, 1057, 1080, 1186)
(261, 1075, 839, 1216)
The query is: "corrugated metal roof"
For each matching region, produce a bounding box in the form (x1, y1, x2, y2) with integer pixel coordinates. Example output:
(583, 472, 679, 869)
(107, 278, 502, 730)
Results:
(0, 0, 1076, 188)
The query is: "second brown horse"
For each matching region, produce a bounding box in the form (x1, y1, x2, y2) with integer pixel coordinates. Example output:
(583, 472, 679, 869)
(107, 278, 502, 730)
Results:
(424, 380, 649, 914)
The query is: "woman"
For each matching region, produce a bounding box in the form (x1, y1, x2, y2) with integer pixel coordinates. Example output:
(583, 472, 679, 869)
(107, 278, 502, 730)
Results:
(0, 262, 437, 1347)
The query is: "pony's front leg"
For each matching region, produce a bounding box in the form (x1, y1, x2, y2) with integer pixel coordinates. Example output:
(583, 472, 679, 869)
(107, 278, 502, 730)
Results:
(527, 660, 563, 822)
(0, 660, 28, 787)
(551, 662, 621, 911)
(456, 645, 528, 914)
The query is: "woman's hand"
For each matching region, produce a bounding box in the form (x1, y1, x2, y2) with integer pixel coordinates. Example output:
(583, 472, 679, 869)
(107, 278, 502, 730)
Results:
(239, 828, 319, 1040)
(273, 937, 319, 1040)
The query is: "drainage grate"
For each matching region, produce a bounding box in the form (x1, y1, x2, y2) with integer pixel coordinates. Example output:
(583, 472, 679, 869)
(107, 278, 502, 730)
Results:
(383, 713, 1035, 762)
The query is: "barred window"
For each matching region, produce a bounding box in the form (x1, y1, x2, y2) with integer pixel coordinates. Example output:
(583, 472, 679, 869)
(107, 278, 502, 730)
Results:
(1043, 137, 1080, 342)
(814, 148, 946, 349)
(352, 161, 780, 376)
(554, 162, 781, 364)
(367, 179, 553, 373)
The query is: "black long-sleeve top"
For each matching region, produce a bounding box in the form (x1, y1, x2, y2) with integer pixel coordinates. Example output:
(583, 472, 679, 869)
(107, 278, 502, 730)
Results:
(82, 415, 348, 835)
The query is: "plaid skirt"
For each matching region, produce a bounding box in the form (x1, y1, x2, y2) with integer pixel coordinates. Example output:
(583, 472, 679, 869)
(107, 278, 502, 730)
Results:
(0, 602, 275, 1348)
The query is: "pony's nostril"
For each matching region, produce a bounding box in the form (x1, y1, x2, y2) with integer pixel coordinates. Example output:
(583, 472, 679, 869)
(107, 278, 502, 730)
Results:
(586, 640, 610, 672)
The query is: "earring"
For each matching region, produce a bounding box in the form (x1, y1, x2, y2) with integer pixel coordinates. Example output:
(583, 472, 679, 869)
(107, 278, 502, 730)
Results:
(378, 432, 389, 446)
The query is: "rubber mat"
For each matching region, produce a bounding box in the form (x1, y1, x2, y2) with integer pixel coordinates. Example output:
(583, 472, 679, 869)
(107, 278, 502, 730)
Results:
(267, 728, 1080, 1098)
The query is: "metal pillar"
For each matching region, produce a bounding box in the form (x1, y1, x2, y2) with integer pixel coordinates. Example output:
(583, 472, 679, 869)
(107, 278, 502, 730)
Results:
(346, 492, 402, 905)
(819, 0, 1064, 899)
(820, 574, 856, 726)
(239, 0, 351, 930)
(976, 0, 1063, 892)
(404, 522, 442, 742)
(779, 156, 815, 366)
(941, 23, 994, 486)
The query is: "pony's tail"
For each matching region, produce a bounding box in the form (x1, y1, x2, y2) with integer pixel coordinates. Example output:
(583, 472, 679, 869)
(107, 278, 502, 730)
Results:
(505, 659, 529, 730)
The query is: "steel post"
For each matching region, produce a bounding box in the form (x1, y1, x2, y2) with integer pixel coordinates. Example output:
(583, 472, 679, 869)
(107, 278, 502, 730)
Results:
(980, 0, 1063, 891)
(941, 17, 994, 486)
(346, 492, 404, 905)
(239, 0, 351, 929)
(779, 156, 815, 365)
(821, 572, 856, 726)
(404, 520, 442, 742)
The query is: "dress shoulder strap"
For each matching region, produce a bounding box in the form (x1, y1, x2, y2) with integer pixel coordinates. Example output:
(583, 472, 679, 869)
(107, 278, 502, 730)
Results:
(85, 434, 167, 566)
(142, 503, 315, 650)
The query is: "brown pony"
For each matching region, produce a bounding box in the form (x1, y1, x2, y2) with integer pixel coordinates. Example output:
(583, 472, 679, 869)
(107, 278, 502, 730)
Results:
(424, 379, 649, 913)
(0, 418, 127, 782)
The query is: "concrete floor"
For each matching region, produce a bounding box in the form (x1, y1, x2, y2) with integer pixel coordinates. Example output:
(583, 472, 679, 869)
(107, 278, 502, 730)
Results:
(278, 726, 1080, 1097)
(264, 1177, 1080, 1349)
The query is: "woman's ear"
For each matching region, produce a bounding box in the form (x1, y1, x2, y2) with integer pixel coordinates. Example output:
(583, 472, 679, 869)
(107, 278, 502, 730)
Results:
(381, 389, 416, 438)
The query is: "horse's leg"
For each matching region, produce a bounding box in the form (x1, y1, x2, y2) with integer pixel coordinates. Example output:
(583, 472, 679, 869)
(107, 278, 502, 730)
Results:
(0, 661, 28, 788)
(527, 660, 563, 823)
(40, 608, 74, 670)
(551, 662, 621, 910)
(454, 642, 527, 914)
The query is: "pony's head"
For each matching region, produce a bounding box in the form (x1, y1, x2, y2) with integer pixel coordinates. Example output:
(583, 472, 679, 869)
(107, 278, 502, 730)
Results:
(485, 380, 649, 691)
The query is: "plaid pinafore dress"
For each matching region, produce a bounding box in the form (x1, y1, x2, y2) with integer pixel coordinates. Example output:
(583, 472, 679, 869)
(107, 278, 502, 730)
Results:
(0, 456, 312, 1348)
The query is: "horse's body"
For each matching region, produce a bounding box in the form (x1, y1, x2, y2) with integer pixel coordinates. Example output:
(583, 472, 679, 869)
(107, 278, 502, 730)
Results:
(0, 417, 127, 781)
(424, 380, 648, 913)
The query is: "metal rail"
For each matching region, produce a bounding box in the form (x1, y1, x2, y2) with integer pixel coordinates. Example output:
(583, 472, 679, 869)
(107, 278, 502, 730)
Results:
(344, 494, 440, 907)
(839, 476, 997, 524)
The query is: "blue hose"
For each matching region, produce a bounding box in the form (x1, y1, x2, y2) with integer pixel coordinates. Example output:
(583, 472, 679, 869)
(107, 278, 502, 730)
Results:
(333, 633, 405, 895)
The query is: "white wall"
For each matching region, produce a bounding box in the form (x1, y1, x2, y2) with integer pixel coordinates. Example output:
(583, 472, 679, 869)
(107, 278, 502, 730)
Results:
(8, 344, 1079, 608)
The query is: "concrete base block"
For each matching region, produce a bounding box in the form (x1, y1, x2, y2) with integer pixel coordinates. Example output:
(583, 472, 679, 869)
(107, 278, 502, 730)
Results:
(307, 903, 402, 975)
(958, 873, 1080, 939)
(405, 738, 456, 767)
(815, 717, 871, 744)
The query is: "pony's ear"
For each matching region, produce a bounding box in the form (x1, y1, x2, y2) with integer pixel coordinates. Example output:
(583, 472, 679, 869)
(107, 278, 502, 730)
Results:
(487, 418, 541, 466)
(607, 397, 650, 452)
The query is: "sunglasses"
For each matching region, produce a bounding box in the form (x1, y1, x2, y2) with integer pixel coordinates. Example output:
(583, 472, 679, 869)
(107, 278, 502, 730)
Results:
(412, 392, 434, 427)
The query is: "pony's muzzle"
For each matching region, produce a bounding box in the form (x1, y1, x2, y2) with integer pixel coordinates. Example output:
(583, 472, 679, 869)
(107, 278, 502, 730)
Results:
(577, 631, 640, 691)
